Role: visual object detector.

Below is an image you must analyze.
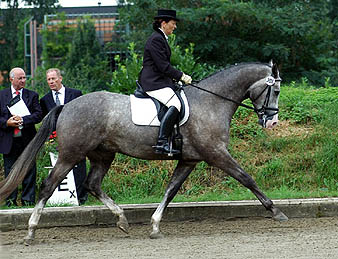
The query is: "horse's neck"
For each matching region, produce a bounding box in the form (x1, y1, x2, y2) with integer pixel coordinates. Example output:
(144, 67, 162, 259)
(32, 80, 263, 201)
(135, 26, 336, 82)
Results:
(186, 82, 238, 129)
(188, 68, 265, 122)
(194, 77, 249, 106)
(216, 67, 270, 101)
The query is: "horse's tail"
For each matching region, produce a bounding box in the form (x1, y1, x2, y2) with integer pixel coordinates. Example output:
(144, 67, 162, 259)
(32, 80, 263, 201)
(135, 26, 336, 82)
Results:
(0, 105, 64, 203)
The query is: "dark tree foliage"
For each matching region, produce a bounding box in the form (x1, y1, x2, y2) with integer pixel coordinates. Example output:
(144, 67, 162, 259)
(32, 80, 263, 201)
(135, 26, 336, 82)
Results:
(22, 0, 59, 23)
(0, 0, 58, 88)
(117, 0, 338, 85)
(41, 12, 76, 68)
(63, 17, 112, 93)
(0, 2, 22, 86)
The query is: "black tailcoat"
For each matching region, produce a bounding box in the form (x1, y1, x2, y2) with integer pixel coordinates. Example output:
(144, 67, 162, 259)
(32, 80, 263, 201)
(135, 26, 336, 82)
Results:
(139, 30, 183, 91)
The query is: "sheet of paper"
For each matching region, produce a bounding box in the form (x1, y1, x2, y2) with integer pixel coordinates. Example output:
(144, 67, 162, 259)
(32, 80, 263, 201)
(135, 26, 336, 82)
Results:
(7, 97, 31, 117)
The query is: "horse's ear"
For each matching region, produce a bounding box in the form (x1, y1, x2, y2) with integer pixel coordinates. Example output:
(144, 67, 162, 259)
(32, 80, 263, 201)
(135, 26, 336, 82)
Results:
(272, 62, 279, 78)
(269, 60, 273, 67)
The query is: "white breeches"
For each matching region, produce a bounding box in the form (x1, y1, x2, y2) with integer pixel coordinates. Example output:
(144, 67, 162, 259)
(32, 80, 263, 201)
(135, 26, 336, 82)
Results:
(146, 87, 181, 112)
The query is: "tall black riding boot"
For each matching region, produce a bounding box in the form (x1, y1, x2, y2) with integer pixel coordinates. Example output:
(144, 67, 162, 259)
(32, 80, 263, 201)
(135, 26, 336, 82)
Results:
(154, 106, 180, 154)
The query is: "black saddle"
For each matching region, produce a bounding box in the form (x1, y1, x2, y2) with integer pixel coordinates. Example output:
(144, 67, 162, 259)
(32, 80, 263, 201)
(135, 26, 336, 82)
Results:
(134, 80, 186, 122)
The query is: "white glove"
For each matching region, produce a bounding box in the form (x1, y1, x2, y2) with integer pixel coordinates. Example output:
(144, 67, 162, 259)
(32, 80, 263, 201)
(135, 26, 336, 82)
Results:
(180, 73, 192, 84)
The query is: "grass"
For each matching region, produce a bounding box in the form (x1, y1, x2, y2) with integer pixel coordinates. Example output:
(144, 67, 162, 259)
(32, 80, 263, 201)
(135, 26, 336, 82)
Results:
(1, 84, 338, 209)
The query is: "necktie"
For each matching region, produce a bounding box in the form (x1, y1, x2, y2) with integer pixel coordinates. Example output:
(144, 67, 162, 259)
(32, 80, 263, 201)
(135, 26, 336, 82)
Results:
(55, 92, 61, 106)
(14, 90, 21, 136)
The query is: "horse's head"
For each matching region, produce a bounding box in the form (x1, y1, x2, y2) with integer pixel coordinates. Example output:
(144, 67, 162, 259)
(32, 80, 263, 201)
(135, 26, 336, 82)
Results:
(247, 62, 281, 129)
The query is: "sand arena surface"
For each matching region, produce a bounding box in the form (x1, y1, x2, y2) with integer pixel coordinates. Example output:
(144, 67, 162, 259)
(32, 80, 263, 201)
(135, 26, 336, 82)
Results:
(1, 217, 338, 259)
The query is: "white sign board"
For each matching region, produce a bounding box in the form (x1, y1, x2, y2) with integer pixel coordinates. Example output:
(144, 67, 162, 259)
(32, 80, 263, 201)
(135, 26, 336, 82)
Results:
(46, 152, 79, 206)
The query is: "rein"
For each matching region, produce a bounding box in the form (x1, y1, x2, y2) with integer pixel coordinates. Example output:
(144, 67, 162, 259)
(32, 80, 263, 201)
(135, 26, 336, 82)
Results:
(187, 76, 280, 116)
(188, 82, 257, 112)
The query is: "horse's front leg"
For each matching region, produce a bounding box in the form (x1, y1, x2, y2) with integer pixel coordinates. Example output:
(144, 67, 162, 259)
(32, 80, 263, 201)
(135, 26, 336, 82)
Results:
(208, 152, 288, 222)
(150, 160, 197, 239)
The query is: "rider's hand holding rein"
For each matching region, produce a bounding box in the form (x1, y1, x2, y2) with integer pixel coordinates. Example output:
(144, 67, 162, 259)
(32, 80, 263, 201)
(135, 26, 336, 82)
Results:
(181, 73, 192, 84)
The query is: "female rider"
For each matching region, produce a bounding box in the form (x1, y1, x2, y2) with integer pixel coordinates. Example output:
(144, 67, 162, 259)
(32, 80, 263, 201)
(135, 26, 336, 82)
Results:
(139, 9, 192, 154)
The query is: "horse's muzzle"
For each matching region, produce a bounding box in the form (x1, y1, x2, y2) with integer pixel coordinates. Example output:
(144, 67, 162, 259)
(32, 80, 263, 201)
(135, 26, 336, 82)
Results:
(258, 114, 278, 129)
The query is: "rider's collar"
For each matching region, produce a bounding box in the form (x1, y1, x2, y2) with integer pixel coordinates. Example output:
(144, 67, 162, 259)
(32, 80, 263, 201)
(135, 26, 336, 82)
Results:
(159, 28, 168, 41)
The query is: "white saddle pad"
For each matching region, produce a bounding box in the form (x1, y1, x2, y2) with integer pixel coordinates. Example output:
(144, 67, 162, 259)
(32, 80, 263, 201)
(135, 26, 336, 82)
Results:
(130, 91, 190, 126)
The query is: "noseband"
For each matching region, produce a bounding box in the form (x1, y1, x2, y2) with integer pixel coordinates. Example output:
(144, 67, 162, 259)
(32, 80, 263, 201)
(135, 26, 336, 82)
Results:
(252, 76, 281, 123)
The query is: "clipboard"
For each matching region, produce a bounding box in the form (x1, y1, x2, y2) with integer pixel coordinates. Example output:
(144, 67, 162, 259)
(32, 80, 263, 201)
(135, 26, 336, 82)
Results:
(7, 95, 31, 117)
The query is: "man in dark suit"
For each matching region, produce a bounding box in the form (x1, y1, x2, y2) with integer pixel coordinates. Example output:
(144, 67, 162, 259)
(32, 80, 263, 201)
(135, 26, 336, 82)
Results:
(0, 67, 43, 207)
(40, 68, 88, 205)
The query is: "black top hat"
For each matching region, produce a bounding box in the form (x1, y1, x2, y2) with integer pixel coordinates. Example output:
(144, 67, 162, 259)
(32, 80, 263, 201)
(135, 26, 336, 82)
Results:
(154, 9, 180, 21)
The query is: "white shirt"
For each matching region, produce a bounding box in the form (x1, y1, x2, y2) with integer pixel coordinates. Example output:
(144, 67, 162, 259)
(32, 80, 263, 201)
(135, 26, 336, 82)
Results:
(11, 85, 23, 98)
(159, 28, 168, 41)
(52, 85, 65, 105)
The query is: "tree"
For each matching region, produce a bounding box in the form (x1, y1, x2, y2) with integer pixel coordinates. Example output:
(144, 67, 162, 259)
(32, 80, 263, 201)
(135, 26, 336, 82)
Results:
(110, 36, 216, 94)
(63, 17, 112, 93)
(31, 15, 113, 95)
(0, 2, 22, 87)
(41, 12, 76, 68)
(117, 0, 338, 85)
(0, 0, 58, 88)
(24, 0, 59, 24)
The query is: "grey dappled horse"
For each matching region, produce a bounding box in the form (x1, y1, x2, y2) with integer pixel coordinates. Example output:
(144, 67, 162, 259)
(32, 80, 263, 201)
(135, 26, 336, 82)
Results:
(0, 61, 288, 244)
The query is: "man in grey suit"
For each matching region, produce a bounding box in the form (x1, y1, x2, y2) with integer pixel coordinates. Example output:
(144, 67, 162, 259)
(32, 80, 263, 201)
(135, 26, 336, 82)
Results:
(40, 68, 88, 205)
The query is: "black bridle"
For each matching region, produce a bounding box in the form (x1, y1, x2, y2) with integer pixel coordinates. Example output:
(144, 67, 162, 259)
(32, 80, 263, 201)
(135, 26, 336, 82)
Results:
(252, 76, 281, 117)
(187, 75, 281, 120)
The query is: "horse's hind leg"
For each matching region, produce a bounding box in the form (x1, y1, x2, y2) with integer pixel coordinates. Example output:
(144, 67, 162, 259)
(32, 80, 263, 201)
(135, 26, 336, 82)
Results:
(85, 152, 129, 234)
(24, 160, 75, 245)
(150, 160, 197, 239)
